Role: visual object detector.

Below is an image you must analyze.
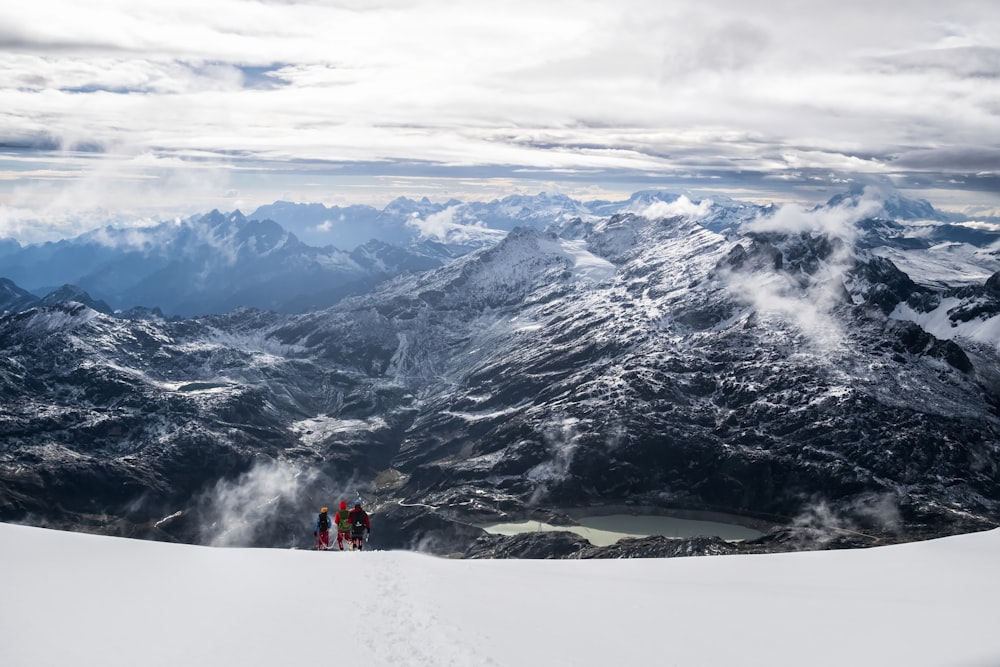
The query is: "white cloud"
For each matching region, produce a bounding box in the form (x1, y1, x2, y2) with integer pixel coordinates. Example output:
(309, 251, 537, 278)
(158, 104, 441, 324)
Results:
(407, 205, 505, 245)
(639, 195, 713, 221)
(726, 191, 885, 352)
(743, 187, 883, 242)
(197, 460, 320, 548)
(0, 152, 232, 243)
(729, 268, 849, 353)
(408, 206, 460, 242)
(1, 1, 999, 238)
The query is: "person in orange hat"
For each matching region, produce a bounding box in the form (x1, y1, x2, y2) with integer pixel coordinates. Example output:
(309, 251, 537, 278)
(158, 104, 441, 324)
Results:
(313, 507, 332, 550)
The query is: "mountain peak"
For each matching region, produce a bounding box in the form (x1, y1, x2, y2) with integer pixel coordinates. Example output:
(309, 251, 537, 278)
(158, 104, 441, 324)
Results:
(199, 209, 248, 227)
(824, 186, 949, 222)
(0, 277, 39, 313)
(38, 284, 114, 314)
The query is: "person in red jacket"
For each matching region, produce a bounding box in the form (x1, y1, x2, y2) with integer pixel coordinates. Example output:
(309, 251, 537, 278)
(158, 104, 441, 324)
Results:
(333, 500, 352, 551)
(348, 500, 371, 551)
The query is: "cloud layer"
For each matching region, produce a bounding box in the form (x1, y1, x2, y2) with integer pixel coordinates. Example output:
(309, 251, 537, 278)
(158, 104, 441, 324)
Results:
(727, 191, 884, 354)
(2, 1, 999, 238)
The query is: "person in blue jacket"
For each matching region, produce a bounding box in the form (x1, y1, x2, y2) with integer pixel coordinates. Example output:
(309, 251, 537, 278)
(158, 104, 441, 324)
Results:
(313, 507, 332, 550)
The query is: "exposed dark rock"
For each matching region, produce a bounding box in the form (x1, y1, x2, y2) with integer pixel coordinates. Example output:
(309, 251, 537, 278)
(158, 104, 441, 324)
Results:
(465, 531, 593, 559)
(987, 271, 1000, 295)
(849, 256, 920, 315)
(886, 320, 973, 372)
(39, 285, 114, 315)
(579, 535, 738, 559)
(0, 277, 38, 313)
(946, 272, 1000, 324)
(371, 503, 486, 553)
(463, 531, 741, 559)
(2, 199, 1000, 557)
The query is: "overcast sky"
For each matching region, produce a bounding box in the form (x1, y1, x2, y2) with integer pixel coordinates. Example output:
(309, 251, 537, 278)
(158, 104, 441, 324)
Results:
(2, 0, 999, 241)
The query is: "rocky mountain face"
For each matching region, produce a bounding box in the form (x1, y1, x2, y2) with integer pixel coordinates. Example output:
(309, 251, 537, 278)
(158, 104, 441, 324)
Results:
(0, 210, 454, 317)
(1, 278, 39, 314)
(1, 191, 999, 556)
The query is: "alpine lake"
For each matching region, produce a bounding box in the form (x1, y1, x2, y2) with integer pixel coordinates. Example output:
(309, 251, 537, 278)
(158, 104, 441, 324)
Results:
(477, 513, 764, 547)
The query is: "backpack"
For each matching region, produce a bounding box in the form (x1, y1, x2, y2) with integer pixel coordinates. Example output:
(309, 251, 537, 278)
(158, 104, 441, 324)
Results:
(317, 512, 330, 532)
(350, 509, 367, 534)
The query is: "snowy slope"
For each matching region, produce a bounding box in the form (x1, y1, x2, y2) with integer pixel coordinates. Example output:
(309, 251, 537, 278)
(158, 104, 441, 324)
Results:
(2, 522, 999, 667)
(873, 242, 1000, 288)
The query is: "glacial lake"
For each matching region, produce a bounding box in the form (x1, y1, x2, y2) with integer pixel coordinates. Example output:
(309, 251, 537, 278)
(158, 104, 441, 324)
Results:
(478, 514, 763, 547)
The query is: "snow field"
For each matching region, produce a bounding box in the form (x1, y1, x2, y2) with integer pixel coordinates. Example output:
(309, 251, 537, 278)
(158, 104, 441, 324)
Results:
(2, 523, 999, 667)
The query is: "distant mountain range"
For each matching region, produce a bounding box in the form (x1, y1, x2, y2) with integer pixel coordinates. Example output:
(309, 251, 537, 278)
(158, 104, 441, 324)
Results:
(1, 188, 997, 318)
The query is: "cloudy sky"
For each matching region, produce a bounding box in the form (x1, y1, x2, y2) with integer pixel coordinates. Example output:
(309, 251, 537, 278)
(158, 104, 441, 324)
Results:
(2, 0, 999, 241)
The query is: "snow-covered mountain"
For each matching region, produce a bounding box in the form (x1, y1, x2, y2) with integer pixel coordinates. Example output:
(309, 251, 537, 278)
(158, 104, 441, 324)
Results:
(0, 277, 38, 314)
(1, 194, 592, 316)
(2, 278, 122, 315)
(251, 190, 770, 249)
(825, 183, 952, 222)
(2, 190, 999, 555)
(0, 210, 449, 316)
(249, 192, 594, 249)
(2, 187, 992, 319)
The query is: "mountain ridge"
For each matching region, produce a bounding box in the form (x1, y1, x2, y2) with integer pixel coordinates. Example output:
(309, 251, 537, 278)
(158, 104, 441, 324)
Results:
(2, 187, 995, 318)
(2, 196, 999, 553)
(2, 189, 1000, 554)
